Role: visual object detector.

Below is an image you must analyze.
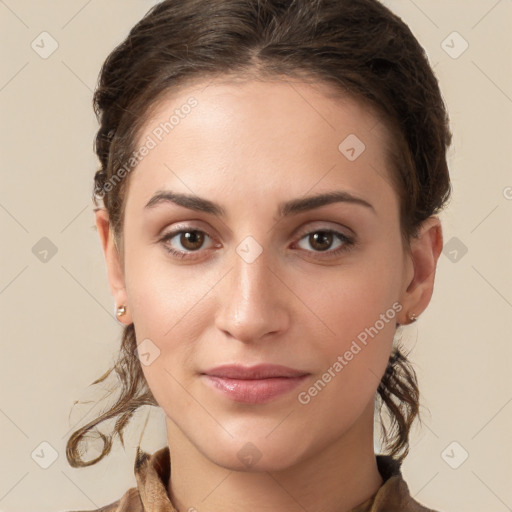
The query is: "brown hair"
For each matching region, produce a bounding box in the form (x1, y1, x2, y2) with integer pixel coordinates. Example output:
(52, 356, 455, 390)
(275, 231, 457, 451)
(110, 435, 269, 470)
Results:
(66, 0, 452, 467)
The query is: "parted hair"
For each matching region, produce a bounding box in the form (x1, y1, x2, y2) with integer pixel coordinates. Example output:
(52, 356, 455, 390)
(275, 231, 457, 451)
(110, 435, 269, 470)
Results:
(66, 0, 452, 467)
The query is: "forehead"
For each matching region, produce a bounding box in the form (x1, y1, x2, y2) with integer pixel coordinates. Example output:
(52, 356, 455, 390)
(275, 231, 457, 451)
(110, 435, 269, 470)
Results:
(139, 76, 389, 147)
(125, 77, 397, 215)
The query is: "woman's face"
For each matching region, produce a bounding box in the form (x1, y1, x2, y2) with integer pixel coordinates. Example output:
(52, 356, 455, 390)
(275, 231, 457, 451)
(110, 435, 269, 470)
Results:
(100, 77, 430, 471)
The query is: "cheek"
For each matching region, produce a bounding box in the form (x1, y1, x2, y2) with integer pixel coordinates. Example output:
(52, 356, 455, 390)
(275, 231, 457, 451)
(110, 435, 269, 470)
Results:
(301, 259, 402, 343)
(294, 276, 400, 428)
(124, 250, 212, 384)
(124, 244, 194, 331)
(294, 246, 403, 391)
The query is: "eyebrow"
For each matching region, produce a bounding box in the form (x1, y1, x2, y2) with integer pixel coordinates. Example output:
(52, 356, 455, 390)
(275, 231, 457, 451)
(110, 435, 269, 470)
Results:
(144, 189, 376, 217)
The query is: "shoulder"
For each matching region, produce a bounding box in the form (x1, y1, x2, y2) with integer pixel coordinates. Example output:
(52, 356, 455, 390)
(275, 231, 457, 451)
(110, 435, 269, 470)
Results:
(375, 475, 442, 512)
(65, 487, 143, 512)
(372, 455, 442, 512)
(64, 445, 172, 512)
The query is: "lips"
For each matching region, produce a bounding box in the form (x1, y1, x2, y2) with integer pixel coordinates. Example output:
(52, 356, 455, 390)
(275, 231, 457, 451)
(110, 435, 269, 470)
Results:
(201, 363, 309, 379)
(200, 364, 310, 404)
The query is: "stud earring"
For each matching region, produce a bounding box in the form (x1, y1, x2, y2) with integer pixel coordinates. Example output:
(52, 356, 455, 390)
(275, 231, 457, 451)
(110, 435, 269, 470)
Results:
(408, 312, 418, 323)
(116, 305, 127, 317)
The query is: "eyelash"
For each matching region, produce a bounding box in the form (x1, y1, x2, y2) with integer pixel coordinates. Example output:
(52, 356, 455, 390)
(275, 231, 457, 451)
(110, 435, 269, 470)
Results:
(158, 226, 356, 261)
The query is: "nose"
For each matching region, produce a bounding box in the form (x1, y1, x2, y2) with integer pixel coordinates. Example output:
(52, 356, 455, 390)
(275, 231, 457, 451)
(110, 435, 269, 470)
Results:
(214, 244, 291, 343)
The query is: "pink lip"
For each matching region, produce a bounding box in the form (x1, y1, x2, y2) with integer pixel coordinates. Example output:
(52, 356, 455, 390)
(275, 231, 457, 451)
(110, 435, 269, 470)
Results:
(200, 364, 309, 404)
(202, 363, 308, 379)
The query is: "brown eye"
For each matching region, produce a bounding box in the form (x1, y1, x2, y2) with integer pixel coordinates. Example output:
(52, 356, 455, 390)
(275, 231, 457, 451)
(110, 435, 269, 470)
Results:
(295, 229, 355, 258)
(160, 228, 217, 259)
(308, 231, 334, 251)
(179, 231, 205, 251)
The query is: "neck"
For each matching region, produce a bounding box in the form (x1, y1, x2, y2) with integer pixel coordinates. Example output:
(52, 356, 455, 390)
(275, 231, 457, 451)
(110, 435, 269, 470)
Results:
(165, 400, 383, 512)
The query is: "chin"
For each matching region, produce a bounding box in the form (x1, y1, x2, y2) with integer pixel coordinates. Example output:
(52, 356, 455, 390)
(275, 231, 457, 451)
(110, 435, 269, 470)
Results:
(200, 435, 307, 473)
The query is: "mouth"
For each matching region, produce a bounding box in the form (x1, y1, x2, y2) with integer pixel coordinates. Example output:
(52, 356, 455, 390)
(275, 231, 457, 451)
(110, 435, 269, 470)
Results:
(200, 364, 310, 404)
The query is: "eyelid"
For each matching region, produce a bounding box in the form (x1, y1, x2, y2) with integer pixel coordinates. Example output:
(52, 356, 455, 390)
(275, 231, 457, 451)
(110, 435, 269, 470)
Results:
(159, 221, 215, 239)
(161, 220, 353, 242)
(293, 220, 354, 239)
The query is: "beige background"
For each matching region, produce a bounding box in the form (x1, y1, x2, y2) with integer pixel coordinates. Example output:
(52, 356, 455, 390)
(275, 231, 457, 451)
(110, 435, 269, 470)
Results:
(1, 1, 511, 511)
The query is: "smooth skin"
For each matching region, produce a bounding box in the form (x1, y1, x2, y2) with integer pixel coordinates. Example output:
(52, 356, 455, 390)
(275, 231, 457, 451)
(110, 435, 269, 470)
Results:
(95, 76, 443, 512)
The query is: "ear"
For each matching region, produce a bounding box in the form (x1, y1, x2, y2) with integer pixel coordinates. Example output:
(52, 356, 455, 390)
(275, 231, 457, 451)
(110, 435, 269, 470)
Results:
(397, 216, 443, 325)
(94, 208, 132, 325)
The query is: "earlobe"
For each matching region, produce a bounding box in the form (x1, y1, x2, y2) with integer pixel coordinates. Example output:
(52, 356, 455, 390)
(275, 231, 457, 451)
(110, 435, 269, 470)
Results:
(94, 209, 132, 325)
(397, 216, 443, 325)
